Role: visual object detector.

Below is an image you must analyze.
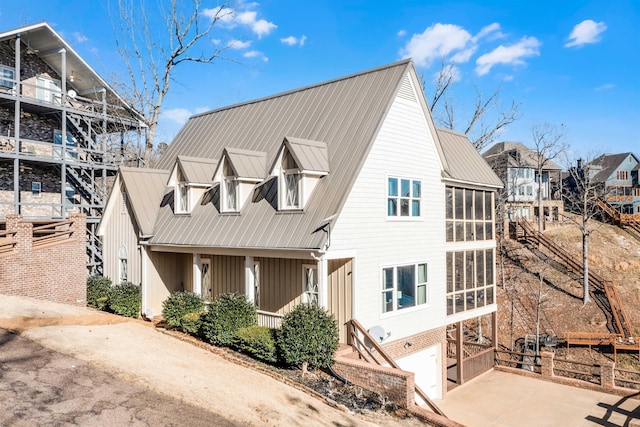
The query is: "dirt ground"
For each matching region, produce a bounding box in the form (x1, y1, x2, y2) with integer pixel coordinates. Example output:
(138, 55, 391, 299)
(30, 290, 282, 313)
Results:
(0, 295, 424, 427)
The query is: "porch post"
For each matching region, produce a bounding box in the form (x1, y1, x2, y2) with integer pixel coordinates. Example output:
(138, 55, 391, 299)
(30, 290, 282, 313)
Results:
(491, 311, 498, 349)
(456, 321, 464, 385)
(245, 256, 255, 304)
(317, 257, 328, 310)
(140, 244, 149, 317)
(192, 254, 201, 295)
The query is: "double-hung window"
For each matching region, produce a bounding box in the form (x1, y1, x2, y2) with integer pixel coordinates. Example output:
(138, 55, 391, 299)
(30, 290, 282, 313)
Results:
(0, 65, 15, 90)
(176, 182, 189, 214)
(382, 262, 428, 313)
(31, 182, 41, 197)
(387, 177, 421, 217)
(224, 177, 238, 212)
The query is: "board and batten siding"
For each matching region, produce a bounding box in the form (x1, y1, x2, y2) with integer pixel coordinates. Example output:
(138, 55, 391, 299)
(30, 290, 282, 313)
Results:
(203, 254, 245, 296)
(146, 251, 192, 314)
(329, 71, 447, 340)
(327, 258, 353, 343)
(102, 180, 141, 285)
(254, 257, 305, 314)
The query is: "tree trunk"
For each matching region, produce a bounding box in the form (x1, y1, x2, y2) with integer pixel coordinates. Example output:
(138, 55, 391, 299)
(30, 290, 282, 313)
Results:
(537, 170, 543, 233)
(583, 231, 590, 304)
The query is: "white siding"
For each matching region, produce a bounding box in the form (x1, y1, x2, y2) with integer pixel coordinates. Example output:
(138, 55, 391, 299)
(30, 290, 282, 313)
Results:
(329, 73, 446, 340)
(102, 179, 141, 285)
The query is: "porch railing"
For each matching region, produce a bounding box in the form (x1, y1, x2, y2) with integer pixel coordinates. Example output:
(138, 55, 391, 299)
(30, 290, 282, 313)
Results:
(257, 310, 284, 329)
(0, 229, 17, 255)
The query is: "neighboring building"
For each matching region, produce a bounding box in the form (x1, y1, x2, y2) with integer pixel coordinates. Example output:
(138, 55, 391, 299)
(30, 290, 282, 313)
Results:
(586, 153, 640, 214)
(99, 60, 502, 399)
(483, 141, 563, 224)
(0, 22, 144, 274)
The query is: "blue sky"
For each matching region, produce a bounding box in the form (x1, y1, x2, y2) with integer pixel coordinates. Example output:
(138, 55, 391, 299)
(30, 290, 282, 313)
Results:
(1, 0, 638, 160)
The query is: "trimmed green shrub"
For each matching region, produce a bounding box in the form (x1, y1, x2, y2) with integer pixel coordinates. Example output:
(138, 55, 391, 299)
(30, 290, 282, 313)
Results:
(276, 304, 338, 372)
(181, 311, 205, 336)
(107, 282, 141, 318)
(234, 326, 277, 363)
(86, 276, 112, 310)
(200, 293, 257, 346)
(162, 291, 205, 328)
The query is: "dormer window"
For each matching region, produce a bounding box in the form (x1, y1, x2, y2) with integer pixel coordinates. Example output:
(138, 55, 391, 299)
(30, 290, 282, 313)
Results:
(224, 176, 238, 211)
(170, 156, 218, 215)
(176, 180, 189, 214)
(271, 137, 330, 212)
(283, 170, 301, 209)
(214, 148, 267, 214)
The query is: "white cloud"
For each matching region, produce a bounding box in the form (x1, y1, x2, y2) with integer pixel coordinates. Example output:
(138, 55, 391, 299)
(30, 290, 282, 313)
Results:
(162, 108, 192, 125)
(450, 47, 477, 63)
(229, 39, 251, 49)
(203, 5, 276, 38)
(243, 50, 268, 62)
(472, 23, 503, 42)
(397, 29, 407, 37)
(595, 83, 615, 91)
(504, 75, 514, 82)
(475, 36, 541, 75)
(565, 19, 607, 47)
(212, 38, 221, 45)
(73, 32, 88, 43)
(400, 23, 472, 67)
(280, 35, 307, 46)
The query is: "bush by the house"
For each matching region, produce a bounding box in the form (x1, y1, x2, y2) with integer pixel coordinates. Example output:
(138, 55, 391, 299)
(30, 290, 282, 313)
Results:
(234, 325, 277, 363)
(200, 293, 257, 346)
(107, 282, 141, 318)
(162, 291, 205, 328)
(181, 311, 205, 336)
(276, 303, 338, 372)
(86, 276, 111, 310)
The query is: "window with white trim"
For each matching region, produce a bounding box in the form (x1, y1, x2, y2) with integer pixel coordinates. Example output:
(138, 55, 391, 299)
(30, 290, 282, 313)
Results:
(118, 245, 128, 283)
(176, 182, 189, 214)
(381, 262, 428, 313)
(446, 249, 495, 315)
(387, 177, 421, 217)
(282, 171, 301, 209)
(223, 177, 238, 212)
(303, 265, 318, 306)
(446, 187, 494, 242)
(0, 65, 15, 90)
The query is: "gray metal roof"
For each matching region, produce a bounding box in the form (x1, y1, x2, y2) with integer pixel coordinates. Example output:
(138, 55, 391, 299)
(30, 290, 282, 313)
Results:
(483, 141, 563, 171)
(119, 167, 170, 237)
(589, 152, 640, 183)
(152, 60, 413, 250)
(224, 148, 267, 180)
(437, 128, 503, 188)
(177, 156, 218, 185)
(284, 137, 330, 173)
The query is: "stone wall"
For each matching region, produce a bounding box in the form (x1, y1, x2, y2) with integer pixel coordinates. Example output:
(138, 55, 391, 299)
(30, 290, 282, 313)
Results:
(0, 213, 86, 305)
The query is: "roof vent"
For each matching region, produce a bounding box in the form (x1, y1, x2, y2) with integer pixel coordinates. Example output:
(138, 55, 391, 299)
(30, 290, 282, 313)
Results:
(397, 75, 417, 103)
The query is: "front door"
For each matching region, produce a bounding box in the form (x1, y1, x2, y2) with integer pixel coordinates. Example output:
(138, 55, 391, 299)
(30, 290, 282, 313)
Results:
(327, 258, 353, 343)
(201, 259, 212, 301)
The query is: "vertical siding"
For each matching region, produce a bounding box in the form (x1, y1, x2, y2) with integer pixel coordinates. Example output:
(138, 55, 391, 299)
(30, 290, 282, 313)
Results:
(327, 258, 353, 343)
(102, 180, 141, 285)
(329, 77, 447, 340)
(205, 254, 245, 296)
(146, 251, 189, 315)
(255, 257, 304, 314)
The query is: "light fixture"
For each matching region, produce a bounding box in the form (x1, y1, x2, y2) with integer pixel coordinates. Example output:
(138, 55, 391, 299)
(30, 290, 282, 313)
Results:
(69, 71, 75, 83)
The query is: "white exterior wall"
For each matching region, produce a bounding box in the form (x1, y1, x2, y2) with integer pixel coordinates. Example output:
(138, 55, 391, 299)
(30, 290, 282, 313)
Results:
(101, 178, 141, 285)
(329, 72, 446, 341)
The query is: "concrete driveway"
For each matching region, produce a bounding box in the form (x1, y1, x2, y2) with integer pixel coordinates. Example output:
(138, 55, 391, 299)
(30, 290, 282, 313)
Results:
(437, 370, 640, 426)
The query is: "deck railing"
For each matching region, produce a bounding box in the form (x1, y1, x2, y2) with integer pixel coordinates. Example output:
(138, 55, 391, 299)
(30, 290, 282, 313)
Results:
(257, 310, 284, 329)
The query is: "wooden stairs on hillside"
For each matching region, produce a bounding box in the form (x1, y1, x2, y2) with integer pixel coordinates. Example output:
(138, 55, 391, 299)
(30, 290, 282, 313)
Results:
(596, 199, 640, 240)
(516, 219, 639, 359)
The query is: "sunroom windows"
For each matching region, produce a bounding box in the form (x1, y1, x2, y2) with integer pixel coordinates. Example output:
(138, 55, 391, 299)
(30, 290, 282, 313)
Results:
(446, 187, 494, 242)
(382, 262, 428, 313)
(446, 249, 495, 315)
(388, 177, 421, 217)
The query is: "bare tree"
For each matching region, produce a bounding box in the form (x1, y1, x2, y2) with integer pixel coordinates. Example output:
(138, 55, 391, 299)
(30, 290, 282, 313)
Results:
(530, 122, 569, 232)
(421, 60, 522, 152)
(110, 0, 234, 163)
(563, 155, 608, 305)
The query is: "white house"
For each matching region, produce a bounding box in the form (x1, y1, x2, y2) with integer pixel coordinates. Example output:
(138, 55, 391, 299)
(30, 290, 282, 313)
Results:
(99, 60, 502, 400)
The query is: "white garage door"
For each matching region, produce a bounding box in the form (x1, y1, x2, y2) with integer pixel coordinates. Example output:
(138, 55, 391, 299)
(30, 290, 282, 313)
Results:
(396, 343, 442, 403)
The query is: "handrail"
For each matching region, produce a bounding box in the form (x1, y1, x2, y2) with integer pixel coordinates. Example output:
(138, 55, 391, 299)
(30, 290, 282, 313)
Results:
(346, 318, 447, 417)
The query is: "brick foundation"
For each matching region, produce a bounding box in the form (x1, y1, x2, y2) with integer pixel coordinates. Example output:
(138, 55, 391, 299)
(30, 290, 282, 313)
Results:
(0, 213, 86, 305)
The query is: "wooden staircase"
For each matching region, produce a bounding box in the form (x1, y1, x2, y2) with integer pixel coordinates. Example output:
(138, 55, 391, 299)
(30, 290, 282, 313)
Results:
(597, 199, 640, 239)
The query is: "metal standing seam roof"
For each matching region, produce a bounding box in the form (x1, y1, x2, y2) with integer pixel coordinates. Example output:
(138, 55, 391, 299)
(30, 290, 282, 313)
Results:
(119, 167, 170, 237)
(283, 137, 330, 173)
(151, 60, 414, 250)
(437, 127, 503, 188)
(177, 156, 218, 185)
(589, 152, 639, 183)
(224, 148, 267, 180)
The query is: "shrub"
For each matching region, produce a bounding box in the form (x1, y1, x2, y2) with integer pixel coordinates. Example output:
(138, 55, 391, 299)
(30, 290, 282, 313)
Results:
(107, 282, 141, 318)
(86, 276, 111, 310)
(276, 304, 338, 372)
(162, 292, 205, 328)
(234, 326, 277, 363)
(200, 293, 257, 346)
(181, 311, 205, 336)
